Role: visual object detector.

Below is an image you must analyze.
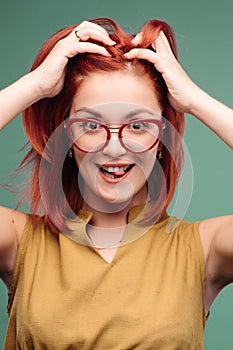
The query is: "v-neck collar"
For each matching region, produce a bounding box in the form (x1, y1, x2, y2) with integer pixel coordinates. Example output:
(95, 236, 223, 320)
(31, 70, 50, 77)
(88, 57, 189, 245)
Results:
(62, 204, 168, 264)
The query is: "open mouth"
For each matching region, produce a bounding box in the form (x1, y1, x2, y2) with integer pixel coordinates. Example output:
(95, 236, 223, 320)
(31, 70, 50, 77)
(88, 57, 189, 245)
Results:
(98, 164, 135, 179)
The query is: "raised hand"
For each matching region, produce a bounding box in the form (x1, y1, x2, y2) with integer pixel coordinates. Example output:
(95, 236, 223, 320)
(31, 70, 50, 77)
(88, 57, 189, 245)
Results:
(125, 31, 233, 148)
(0, 21, 115, 129)
(33, 21, 115, 98)
(124, 31, 201, 114)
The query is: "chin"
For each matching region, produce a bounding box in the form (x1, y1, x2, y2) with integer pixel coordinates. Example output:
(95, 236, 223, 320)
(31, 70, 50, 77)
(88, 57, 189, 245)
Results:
(97, 187, 134, 205)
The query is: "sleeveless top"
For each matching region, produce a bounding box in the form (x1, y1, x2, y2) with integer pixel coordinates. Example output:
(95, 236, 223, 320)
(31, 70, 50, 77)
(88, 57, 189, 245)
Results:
(4, 206, 207, 349)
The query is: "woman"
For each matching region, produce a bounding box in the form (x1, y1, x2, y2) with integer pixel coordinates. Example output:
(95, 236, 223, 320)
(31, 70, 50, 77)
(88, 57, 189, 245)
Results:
(0, 18, 232, 349)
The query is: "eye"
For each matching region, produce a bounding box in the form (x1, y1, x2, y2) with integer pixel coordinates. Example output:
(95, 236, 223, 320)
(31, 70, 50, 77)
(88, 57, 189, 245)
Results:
(128, 121, 149, 131)
(82, 121, 101, 131)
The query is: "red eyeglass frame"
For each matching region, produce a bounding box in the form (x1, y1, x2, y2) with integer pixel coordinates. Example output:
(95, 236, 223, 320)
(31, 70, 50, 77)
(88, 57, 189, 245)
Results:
(64, 118, 164, 154)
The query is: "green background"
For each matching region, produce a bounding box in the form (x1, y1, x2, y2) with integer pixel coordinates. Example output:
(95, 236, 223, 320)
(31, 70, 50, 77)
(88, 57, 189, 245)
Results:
(0, 0, 233, 348)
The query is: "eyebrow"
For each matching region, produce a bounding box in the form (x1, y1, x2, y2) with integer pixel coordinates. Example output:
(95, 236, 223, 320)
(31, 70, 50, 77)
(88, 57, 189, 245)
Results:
(72, 107, 157, 120)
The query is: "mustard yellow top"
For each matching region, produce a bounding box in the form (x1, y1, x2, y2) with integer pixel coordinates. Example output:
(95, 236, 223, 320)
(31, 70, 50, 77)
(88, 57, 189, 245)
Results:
(5, 207, 207, 349)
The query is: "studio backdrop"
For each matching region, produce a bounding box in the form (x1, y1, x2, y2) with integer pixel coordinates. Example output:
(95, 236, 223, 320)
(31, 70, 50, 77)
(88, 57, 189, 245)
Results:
(0, 0, 233, 349)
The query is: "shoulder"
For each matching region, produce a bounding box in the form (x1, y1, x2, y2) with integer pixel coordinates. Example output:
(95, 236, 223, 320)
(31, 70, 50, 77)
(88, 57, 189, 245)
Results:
(0, 205, 27, 243)
(159, 214, 199, 237)
(156, 215, 205, 261)
(148, 215, 203, 255)
(0, 206, 27, 287)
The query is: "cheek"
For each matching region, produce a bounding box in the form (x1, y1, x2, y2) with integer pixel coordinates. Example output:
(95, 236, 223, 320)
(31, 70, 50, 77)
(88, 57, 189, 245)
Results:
(73, 151, 97, 185)
(138, 149, 157, 176)
(73, 149, 85, 169)
(73, 151, 89, 184)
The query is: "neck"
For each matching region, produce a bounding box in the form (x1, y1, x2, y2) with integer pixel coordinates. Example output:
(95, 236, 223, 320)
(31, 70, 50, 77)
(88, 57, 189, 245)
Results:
(80, 183, 149, 249)
(82, 189, 148, 228)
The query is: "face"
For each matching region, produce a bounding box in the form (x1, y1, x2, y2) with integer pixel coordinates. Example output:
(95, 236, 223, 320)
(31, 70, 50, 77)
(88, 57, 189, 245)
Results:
(69, 72, 163, 211)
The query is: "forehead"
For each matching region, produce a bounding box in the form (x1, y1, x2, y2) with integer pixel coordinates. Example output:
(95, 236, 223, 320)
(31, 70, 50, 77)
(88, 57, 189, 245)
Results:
(70, 102, 162, 123)
(71, 72, 162, 115)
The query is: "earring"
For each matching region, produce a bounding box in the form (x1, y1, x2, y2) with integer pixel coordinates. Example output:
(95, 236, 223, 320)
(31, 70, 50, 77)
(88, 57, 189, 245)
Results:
(157, 150, 162, 160)
(69, 149, 73, 158)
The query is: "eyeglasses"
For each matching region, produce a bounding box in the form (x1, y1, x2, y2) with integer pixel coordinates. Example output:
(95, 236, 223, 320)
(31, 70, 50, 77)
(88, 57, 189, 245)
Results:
(65, 118, 165, 154)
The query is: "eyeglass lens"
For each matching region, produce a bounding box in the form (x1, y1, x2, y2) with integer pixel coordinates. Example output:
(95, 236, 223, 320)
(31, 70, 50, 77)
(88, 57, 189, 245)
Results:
(70, 119, 160, 153)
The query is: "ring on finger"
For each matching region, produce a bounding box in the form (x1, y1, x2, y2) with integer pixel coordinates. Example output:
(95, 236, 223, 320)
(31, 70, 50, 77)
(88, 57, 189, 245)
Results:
(74, 30, 82, 41)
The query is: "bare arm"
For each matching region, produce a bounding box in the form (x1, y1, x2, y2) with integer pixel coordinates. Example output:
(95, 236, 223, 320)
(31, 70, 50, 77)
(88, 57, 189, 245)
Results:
(189, 88, 233, 149)
(0, 72, 43, 130)
(199, 215, 233, 287)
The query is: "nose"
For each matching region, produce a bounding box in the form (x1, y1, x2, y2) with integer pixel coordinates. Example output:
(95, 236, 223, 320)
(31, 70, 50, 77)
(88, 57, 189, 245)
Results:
(102, 132, 127, 157)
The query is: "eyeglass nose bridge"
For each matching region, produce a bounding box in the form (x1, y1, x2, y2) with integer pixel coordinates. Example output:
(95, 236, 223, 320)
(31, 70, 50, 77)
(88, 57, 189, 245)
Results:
(104, 125, 126, 148)
(108, 126, 122, 136)
(101, 125, 128, 156)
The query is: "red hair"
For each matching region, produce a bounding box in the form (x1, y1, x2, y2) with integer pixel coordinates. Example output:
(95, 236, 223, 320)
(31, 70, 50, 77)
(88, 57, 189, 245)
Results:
(21, 17, 184, 233)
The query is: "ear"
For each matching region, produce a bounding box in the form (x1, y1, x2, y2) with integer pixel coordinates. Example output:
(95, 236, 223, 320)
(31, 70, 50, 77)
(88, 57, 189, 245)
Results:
(69, 148, 74, 158)
(157, 142, 163, 152)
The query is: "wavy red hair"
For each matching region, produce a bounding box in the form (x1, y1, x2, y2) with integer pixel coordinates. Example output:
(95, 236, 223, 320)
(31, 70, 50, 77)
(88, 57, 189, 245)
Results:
(21, 17, 184, 233)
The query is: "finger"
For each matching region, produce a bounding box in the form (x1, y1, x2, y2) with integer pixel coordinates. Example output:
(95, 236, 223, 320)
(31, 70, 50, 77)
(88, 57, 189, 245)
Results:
(72, 27, 115, 46)
(131, 32, 143, 46)
(67, 41, 112, 58)
(152, 31, 175, 58)
(76, 20, 109, 36)
(124, 48, 157, 63)
(73, 21, 116, 46)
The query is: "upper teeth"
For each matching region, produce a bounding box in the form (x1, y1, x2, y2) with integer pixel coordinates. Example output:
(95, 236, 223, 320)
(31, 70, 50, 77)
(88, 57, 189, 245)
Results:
(101, 166, 129, 173)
